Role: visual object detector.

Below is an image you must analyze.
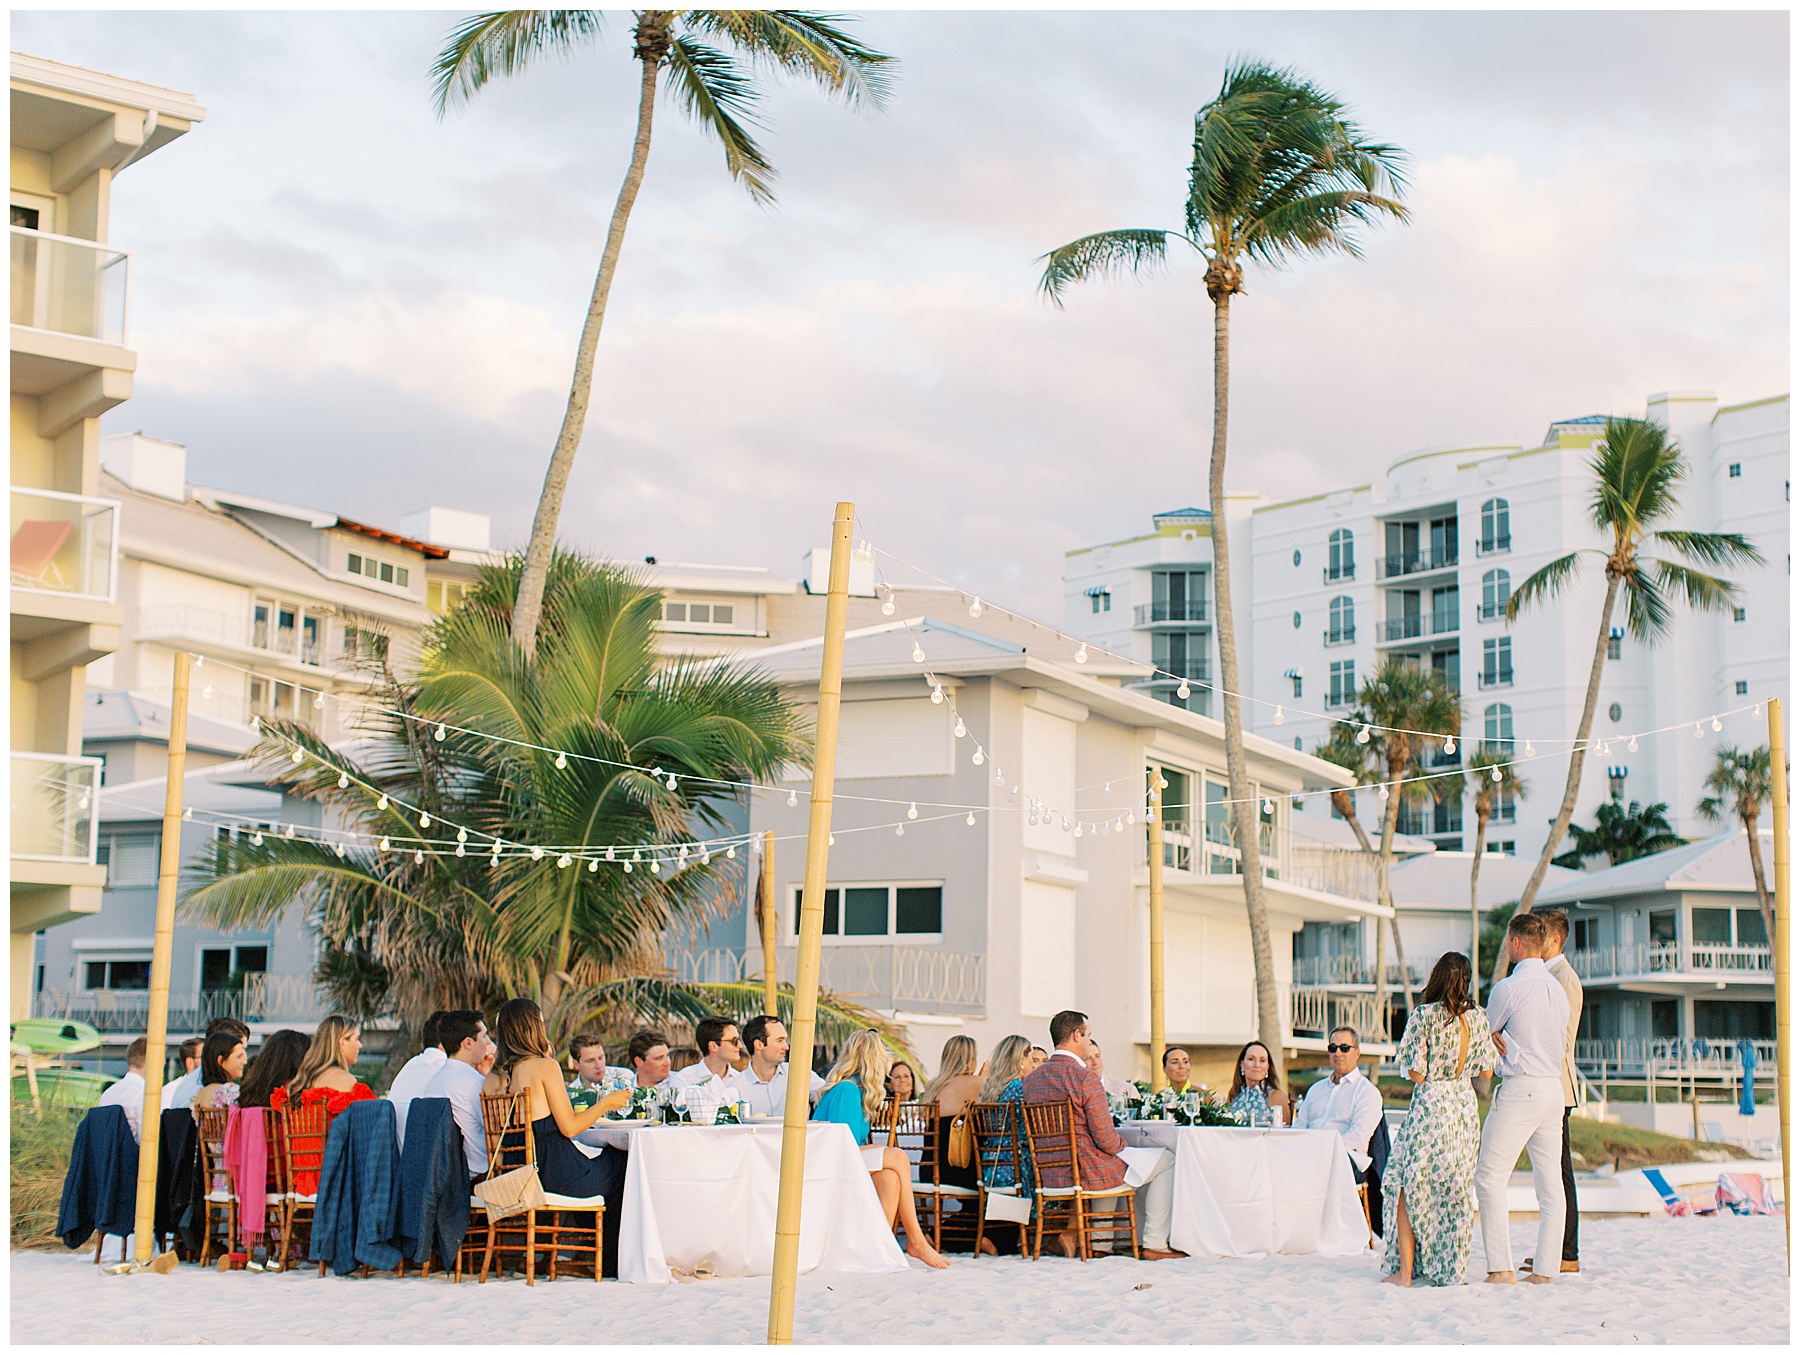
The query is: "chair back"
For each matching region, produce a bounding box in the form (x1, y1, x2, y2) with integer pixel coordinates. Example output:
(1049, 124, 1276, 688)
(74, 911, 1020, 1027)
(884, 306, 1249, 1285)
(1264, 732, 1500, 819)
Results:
(480, 1091, 534, 1175)
(873, 1096, 900, 1142)
(1019, 1098, 1082, 1192)
(277, 1100, 331, 1197)
(890, 1099, 938, 1184)
(970, 1101, 1020, 1187)
(195, 1106, 230, 1181)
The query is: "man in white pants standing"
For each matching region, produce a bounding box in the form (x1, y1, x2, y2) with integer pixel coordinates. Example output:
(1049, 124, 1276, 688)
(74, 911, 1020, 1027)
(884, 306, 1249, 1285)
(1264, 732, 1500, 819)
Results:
(1476, 910, 1572, 1284)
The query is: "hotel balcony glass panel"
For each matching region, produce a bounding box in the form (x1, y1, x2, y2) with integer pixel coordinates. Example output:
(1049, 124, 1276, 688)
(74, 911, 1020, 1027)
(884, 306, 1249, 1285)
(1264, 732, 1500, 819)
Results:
(1375, 612, 1459, 643)
(10, 487, 119, 602)
(12, 752, 101, 863)
(11, 228, 129, 344)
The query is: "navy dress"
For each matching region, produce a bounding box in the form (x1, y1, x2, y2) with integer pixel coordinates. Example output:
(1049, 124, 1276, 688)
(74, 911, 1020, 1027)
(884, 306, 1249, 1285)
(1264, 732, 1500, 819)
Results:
(509, 1115, 628, 1278)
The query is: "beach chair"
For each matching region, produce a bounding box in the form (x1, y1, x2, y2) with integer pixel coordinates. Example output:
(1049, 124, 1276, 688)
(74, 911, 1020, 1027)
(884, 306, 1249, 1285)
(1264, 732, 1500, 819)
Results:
(11, 519, 72, 589)
(1641, 1167, 1715, 1217)
(1715, 1173, 1779, 1216)
(970, 1101, 1030, 1258)
(194, 1107, 238, 1266)
(1019, 1099, 1139, 1261)
(891, 1100, 978, 1251)
(477, 1091, 603, 1284)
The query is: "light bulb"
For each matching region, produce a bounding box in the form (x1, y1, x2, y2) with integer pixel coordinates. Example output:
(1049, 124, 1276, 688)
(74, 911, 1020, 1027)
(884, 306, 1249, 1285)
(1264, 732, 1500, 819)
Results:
(954, 718, 967, 738)
(555, 752, 567, 770)
(1073, 823, 1084, 838)
(1628, 737, 1638, 752)
(558, 854, 572, 869)
(414, 849, 424, 864)
(379, 837, 390, 851)
(624, 859, 633, 873)
(1028, 810, 1039, 826)
(377, 794, 389, 811)
(1444, 736, 1456, 755)
(1158, 777, 1169, 790)
(972, 748, 986, 766)
(250, 832, 263, 846)
(455, 843, 466, 857)
(1491, 765, 1503, 782)
(419, 812, 432, 828)
(1694, 722, 1705, 739)
(882, 591, 897, 616)
(338, 773, 350, 789)
(1525, 741, 1536, 757)
(1061, 816, 1071, 833)
(651, 859, 661, 873)
(1712, 717, 1723, 732)
(1356, 725, 1372, 744)
(930, 685, 944, 705)
(828, 832, 836, 846)
(1075, 643, 1088, 664)
(283, 825, 295, 839)
(788, 789, 799, 808)
(606, 846, 615, 861)
(678, 844, 689, 860)
(895, 823, 905, 837)
(969, 597, 983, 618)
(664, 773, 677, 791)
(1008, 786, 1019, 802)
(912, 644, 925, 663)
(1378, 785, 1389, 800)
(995, 766, 1005, 784)
(907, 802, 919, 819)
(291, 748, 304, 764)
(1099, 820, 1111, 835)
(457, 827, 468, 843)
(1262, 798, 1273, 815)
(727, 845, 737, 860)
(1755, 703, 1764, 719)
(1273, 707, 1285, 726)
(202, 682, 214, 699)
(182, 807, 193, 821)
(434, 724, 446, 742)
(335, 842, 347, 858)
(588, 858, 599, 873)
(1125, 810, 1135, 825)
(1103, 782, 1111, 795)
(313, 692, 325, 709)
(1114, 816, 1124, 831)
(194, 655, 204, 668)
(967, 812, 977, 826)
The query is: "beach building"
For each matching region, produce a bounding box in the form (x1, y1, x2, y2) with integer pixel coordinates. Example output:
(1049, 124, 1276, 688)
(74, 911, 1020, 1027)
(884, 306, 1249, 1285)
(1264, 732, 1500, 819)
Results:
(10, 54, 203, 1014)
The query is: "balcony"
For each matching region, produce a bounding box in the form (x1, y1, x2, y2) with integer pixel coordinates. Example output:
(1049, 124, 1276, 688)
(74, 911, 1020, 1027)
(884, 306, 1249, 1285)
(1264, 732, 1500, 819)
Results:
(1322, 563, 1354, 584)
(33, 973, 329, 1034)
(1375, 545, 1458, 580)
(1289, 987, 1383, 1042)
(1374, 612, 1459, 645)
(1134, 599, 1209, 627)
(1478, 667, 1514, 689)
(1477, 534, 1511, 556)
(668, 945, 986, 1016)
(1287, 848, 1375, 905)
(1567, 942, 1772, 984)
(1575, 1037, 1775, 1077)
(1323, 627, 1355, 647)
(134, 604, 332, 671)
(1291, 956, 1423, 988)
(12, 751, 101, 864)
(11, 487, 119, 608)
(11, 228, 129, 346)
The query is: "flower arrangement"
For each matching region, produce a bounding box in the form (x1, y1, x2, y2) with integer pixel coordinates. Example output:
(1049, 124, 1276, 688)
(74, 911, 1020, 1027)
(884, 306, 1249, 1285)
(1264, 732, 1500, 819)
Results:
(1131, 1087, 1243, 1127)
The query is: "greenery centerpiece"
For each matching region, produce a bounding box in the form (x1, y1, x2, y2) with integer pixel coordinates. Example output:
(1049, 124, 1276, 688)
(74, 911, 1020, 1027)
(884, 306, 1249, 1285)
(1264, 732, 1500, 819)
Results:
(1133, 1087, 1243, 1127)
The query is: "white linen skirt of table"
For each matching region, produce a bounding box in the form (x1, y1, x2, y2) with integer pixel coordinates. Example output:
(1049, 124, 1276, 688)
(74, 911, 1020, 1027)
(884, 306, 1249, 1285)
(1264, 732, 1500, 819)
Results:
(615, 1122, 910, 1283)
(1116, 1124, 1369, 1258)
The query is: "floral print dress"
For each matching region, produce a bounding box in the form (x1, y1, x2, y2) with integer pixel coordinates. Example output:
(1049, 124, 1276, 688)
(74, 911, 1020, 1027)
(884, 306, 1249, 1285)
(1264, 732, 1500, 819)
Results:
(1382, 1002, 1495, 1286)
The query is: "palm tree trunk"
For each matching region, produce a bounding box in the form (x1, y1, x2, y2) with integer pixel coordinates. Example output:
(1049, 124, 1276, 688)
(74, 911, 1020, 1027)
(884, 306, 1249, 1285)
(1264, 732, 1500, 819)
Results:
(1374, 765, 1405, 1041)
(1389, 913, 1414, 1011)
(1331, 790, 1378, 855)
(1207, 290, 1283, 1054)
(1496, 571, 1621, 987)
(511, 23, 665, 659)
(1470, 802, 1489, 984)
(1742, 808, 1776, 954)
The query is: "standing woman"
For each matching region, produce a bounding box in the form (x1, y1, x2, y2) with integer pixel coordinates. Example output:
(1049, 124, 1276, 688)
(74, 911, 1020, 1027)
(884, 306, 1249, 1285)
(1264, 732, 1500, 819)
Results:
(1224, 1041, 1290, 1126)
(1380, 951, 1496, 1287)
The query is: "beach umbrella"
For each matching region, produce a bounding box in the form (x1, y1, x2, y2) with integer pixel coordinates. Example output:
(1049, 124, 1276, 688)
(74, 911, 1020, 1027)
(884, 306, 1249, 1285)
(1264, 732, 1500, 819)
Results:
(1737, 1039, 1757, 1117)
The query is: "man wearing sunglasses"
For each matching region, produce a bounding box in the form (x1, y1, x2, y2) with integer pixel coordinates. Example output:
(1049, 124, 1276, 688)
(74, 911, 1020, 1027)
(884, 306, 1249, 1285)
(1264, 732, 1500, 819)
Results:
(1293, 1026, 1383, 1176)
(667, 1016, 744, 1095)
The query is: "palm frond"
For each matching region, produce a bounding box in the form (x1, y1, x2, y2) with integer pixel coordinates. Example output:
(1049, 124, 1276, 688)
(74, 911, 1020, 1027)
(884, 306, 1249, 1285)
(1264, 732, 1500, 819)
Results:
(1651, 529, 1765, 570)
(680, 10, 896, 109)
(430, 10, 606, 114)
(664, 36, 777, 203)
(1505, 551, 1583, 621)
(1620, 568, 1672, 642)
(1036, 229, 1184, 305)
(1651, 558, 1737, 615)
(1588, 416, 1684, 537)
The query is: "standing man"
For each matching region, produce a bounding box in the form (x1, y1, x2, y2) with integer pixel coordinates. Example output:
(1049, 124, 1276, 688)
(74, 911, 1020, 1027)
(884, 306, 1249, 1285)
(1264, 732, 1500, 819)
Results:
(1292, 1026, 1385, 1175)
(666, 1017, 742, 1095)
(97, 1036, 148, 1142)
(388, 1011, 448, 1151)
(1475, 911, 1571, 1285)
(1524, 909, 1584, 1278)
(728, 1015, 824, 1116)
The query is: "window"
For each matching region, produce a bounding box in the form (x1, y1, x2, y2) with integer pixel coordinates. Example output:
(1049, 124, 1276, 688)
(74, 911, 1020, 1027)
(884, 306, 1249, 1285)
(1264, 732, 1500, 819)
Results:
(1480, 568, 1510, 620)
(1486, 839, 1515, 855)
(98, 833, 160, 887)
(1292, 549, 1302, 567)
(1479, 498, 1510, 553)
(341, 625, 390, 663)
(84, 958, 152, 990)
(1326, 529, 1355, 581)
(347, 552, 362, 574)
(1328, 660, 1356, 708)
(1292, 610, 1302, 629)
(1607, 627, 1623, 660)
(349, 552, 409, 588)
(1607, 701, 1623, 723)
(792, 883, 942, 940)
(1729, 463, 1742, 478)
(1150, 570, 1207, 623)
(1291, 674, 1303, 699)
(1483, 702, 1514, 752)
(1495, 788, 1516, 823)
(1154, 767, 1192, 871)
(1608, 767, 1627, 802)
(1327, 596, 1355, 644)
(1733, 607, 1746, 623)
(12, 204, 42, 230)
(661, 598, 743, 630)
(1737, 908, 1768, 946)
(1648, 910, 1677, 945)
(1481, 637, 1512, 687)
(200, 944, 268, 991)
(427, 580, 475, 615)
(1737, 680, 1750, 696)
(1204, 775, 1234, 875)
(249, 677, 322, 726)
(1087, 589, 1111, 614)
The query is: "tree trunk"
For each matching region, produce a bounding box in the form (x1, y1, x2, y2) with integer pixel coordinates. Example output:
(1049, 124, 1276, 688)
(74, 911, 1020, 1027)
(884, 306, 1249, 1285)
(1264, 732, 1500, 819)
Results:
(1742, 809, 1776, 953)
(1495, 571, 1621, 988)
(510, 28, 664, 660)
(1374, 760, 1405, 1042)
(1207, 290, 1283, 1055)
(1331, 789, 1378, 856)
(1390, 913, 1414, 1011)
(1470, 802, 1489, 986)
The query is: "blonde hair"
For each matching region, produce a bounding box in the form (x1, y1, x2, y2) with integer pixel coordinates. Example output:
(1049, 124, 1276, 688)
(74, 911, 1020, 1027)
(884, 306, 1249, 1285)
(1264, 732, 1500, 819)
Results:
(920, 1034, 978, 1107)
(977, 1034, 1033, 1105)
(822, 1030, 890, 1121)
(289, 1014, 359, 1097)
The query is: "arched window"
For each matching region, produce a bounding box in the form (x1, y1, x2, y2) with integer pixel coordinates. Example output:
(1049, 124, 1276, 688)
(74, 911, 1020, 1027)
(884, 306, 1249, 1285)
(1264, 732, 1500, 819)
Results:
(1484, 702, 1514, 751)
(1481, 567, 1511, 618)
(1327, 528, 1355, 580)
(1327, 595, 1355, 644)
(1480, 498, 1511, 553)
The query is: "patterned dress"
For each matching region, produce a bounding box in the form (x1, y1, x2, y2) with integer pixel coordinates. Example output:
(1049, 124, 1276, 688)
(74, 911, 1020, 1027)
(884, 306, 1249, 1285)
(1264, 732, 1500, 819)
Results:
(1226, 1082, 1274, 1125)
(1382, 1002, 1495, 1286)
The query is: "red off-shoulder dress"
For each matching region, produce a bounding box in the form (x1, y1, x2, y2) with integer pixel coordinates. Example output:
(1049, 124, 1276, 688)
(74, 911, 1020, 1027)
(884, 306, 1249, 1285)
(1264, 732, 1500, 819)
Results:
(269, 1083, 376, 1196)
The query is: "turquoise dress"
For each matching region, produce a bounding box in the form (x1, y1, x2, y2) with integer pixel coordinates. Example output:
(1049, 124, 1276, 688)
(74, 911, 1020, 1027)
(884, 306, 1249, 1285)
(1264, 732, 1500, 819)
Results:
(981, 1079, 1034, 1194)
(811, 1079, 873, 1145)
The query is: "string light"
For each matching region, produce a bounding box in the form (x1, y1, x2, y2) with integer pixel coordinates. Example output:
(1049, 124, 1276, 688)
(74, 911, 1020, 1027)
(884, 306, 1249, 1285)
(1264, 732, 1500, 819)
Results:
(651, 858, 662, 873)
(291, 748, 304, 763)
(379, 836, 391, 851)
(1628, 736, 1638, 752)
(1712, 717, 1723, 732)
(972, 748, 986, 766)
(1356, 725, 1372, 744)
(930, 684, 944, 705)
(1073, 823, 1084, 838)
(202, 682, 214, 699)
(954, 718, 967, 738)
(1177, 681, 1190, 701)
(1261, 798, 1273, 815)
(1694, 722, 1705, 738)
(882, 590, 897, 616)
(377, 794, 389, 811)
(337, 772, 350, 789)
(530, 845, 545, 861)
(334, 842, 347, 858)
(968, 597, 983, 618)
(558, 854, 572, 869)
(1273, 707, 1284, 725)
(788, 789, 799, 808)
(995, 766, 1005, 784)
(895, 823, 905, 836)
(624, 857, 634, 873)
(455, 843, 466, 857)
(555, 752, 567, 770)
(912, 643, 926, 663)
(250, 831, 263, 845)
(1524, 741, 1535, 758)
(434, 724, 446, 742)
(1444, 736, 1456, 756)
(1491, 765, 1503, 782)
(456, 827, 468, 843)
(419, 811, 431, 829)
(966, 812, 977, 826)
(907, 802, 919, 819)
(182, 807, 193, 821)
(1074, 643, 1088, 664)
(1103, 782, 1111, 795)
(414, 849, 424, 864)
(588, 858, 599, 873)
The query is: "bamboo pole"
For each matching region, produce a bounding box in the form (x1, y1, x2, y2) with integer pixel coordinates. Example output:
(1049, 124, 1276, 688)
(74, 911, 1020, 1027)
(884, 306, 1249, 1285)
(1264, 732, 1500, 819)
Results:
(760, 829, 779, 1016)
(1768, 697, 1789, 1268)
(1148, 776, 1167, 1093)
(767, 504, 854, 1345)
(133, 651, 191, 1261)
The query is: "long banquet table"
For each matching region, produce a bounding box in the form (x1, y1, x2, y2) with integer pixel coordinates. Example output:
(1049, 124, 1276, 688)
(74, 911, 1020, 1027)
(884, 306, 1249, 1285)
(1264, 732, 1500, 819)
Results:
(576, 1119, 909, 1284)
(1115, 1122, 1369, 1258)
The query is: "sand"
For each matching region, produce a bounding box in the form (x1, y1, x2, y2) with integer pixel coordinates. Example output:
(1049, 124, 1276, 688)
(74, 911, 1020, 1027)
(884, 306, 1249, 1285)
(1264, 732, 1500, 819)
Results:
(10, 1216, 1787, 1345)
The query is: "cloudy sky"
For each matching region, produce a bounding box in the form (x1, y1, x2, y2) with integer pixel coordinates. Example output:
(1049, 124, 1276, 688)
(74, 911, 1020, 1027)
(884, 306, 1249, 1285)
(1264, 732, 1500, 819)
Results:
(19, 9, 1788, 615)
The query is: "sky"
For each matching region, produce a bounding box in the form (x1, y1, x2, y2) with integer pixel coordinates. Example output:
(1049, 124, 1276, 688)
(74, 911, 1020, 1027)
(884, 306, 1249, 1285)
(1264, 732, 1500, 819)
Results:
(18, 9, 1789, 616)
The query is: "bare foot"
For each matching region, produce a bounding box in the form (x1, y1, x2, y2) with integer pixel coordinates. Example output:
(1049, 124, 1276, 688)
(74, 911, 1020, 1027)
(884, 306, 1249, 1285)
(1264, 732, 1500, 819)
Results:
(1054, 1232, 1079, 1260)
(1526, 1273, 1555, 1285)
(1484, 1270, 1517, 1285)
(907, 1238, 951, 1270)
(1140, 1249, 1183, 1261)
(978, 1237, 998, 1256)
(1381, 1271, 1412, 1287)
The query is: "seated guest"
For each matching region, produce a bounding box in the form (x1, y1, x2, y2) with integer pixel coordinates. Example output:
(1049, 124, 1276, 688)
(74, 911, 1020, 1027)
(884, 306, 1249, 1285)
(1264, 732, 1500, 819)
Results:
(628, 1030, 673, 1090)
(270, 1016, 377, 1196)
(885, 1059, 919, 1104)
(1293, 1026, 1383, 1175)
(421, 1010, 497, 1178)
(238, 1030, 309, 1109)
(165, 1021, 246, 1112)
(388, 1012, 449, 1150)
(1024, 1010, 1178, 1260)
(1026, 1046, 1049, 1075)
(667, 1018, 740, 1094)
(920, 1035, 983, 1199)
(1085, 1042, 1140, 1101)
(728, 1015, 823, 1117)
(1225, 1040, 1290, 1126)
(569, 1033, 633, 1094)
(97, 1036, 148, 1143)
(1162, 1046, 1202, 1097)
(812, 1030, 949, 1269)
(974, 1034, 1036, 1256)
(192, 1028, 249, 1113)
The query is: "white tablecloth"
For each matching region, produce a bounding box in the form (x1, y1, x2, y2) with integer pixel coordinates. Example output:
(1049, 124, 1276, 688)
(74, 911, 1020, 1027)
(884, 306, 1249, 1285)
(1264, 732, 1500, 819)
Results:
(1116, 1123, 1368, 1258)
(613, 1122, 909, 1284)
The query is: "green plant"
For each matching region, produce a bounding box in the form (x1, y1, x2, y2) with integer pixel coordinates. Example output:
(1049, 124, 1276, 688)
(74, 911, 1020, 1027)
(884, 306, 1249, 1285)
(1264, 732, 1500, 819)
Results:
(1464, 744, 1528, 977)
(1552, 800, 1683, 869)
(11, 1103, 84, 1250)
(1696, 744, 1775, 947)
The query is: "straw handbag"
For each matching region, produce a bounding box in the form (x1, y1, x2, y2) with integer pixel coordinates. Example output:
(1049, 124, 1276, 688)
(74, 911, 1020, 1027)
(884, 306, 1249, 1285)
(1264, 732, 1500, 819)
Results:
(473, 1164, 546, 1222)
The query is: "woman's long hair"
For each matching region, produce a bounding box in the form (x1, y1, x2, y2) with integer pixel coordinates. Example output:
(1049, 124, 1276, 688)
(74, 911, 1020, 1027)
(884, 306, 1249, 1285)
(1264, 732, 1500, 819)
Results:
(977, 1035, 1033, 1105)
(200, 1030, 244, 1087)
(288, 1014, 359, 1097)
(240, 1029, 308, 1107)
(823, 1030, 890, 1121)
(494, 997, 555, 1077)
(919, 1034, 978, 1107)
(1226, 1040, 1281, 1105)
(1421, 951, 1474, 1022)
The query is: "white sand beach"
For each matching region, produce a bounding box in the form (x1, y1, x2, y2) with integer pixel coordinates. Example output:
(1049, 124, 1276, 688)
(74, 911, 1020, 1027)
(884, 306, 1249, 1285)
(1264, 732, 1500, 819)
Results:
(11, 1216, 1786, 1345)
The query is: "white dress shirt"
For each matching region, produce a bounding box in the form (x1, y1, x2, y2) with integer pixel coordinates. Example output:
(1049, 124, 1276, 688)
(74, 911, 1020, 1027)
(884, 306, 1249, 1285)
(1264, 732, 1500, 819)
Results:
(1100, 1075, 1140, 1101)
(1486, 956, 1572, 1080)
(97, 1069, 146, 1142)
(726, 1062, 825, 1117)
(667, 1059, 737, 1096)
(421, 1057, 489, 1177)
(387, 1046, 447, 1151)
(161, 1065, 202, 1113)
(1294, 1067, 1384, 1171)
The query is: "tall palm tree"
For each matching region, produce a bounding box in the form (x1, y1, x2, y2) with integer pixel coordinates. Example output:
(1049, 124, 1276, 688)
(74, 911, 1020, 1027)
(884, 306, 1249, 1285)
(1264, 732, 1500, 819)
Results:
(1038, 60, 1408, 1050)
(1502, 414, 1762, 983)
(1697, 744, 1775, 948)
(1553, 800, 1684, 870)
(1463, 744, 1528, 981)
(432, 11, 894, 659)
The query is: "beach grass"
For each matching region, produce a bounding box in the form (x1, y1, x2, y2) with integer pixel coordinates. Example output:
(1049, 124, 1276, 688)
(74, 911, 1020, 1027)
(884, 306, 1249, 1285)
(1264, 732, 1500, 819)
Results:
(11, 1102, 86, 1251)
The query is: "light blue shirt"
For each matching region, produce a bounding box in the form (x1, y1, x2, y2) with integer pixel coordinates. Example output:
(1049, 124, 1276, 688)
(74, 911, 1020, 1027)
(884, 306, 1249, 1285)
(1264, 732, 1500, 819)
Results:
(1486, 956, 1572, 1080)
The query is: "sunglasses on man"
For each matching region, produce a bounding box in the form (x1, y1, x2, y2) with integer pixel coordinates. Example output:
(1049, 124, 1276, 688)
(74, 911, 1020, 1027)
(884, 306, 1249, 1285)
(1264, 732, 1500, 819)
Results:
(1325, 1043, 1358, 1054)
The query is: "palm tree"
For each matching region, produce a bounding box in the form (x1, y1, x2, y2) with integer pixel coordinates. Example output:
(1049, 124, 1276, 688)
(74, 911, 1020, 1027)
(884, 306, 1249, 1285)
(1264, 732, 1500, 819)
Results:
(1553, 800, 1684, 871)
(1697, 744, 1775, 948)
(1038, 60, 1408, 1050)
(1463, 744, 1528, 981)
(1500, 415, 1763, 983)
(432, 12, 894, 659)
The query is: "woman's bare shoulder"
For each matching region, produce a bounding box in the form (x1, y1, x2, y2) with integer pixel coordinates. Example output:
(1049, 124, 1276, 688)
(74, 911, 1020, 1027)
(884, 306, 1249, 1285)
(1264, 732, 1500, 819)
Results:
(315, 1066, 357, 1092)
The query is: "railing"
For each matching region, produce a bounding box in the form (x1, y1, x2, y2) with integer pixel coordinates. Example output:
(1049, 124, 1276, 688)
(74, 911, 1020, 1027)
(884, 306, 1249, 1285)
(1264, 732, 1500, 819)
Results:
(12, 752, 100, 863)
(1291, 956, 1421, 987)
(1323, 627, 1355, 647)
(11, 227, 130, 344)
(1476, 601, 1506, 621)
(1134, 599, 1209, 626)
(33, 973, 329, 1033)
(137, 604, 326, 669)
(1567, 943, 1773, 982)
(1287, 846, 1376, 903)
(1375, 612, 1459, 644)
(1477, 534, 1511, 555)
(1575, 1037, 1776, 1075)
(11, 487, 119, 602)
(1291, 988, 1383, 1042)
(1322, 563, 1354, 584)
(1375, 545, 1458, 579)
(667, 945, 986, 1015)
(1478, 667, 1513, 689)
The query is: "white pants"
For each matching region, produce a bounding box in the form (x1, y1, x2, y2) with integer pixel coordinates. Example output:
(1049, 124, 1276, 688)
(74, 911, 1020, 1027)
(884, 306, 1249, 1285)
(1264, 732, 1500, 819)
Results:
(1474, 1075, 1565, 1277)
(1093, 1147, 1175, 1251)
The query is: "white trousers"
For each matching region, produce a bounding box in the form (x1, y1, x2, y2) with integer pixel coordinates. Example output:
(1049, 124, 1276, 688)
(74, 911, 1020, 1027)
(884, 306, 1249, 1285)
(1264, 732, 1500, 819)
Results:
(1474, 1075, 1565, 1277)
(1094, 1147, 1175, 1250)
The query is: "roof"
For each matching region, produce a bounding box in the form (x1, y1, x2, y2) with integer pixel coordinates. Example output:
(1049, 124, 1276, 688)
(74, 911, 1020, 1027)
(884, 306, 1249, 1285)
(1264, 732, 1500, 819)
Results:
(98, 759, 283, 825)
(747, 617, 1028, 682)
(1388, 852, 1582, 909)
(332, 515, 448, 559)
(1537, 829, 1774, 905)
(84, 689, 256, 757)
(1152, 507, 1211, 524)
(1541, 414, 1609, 446)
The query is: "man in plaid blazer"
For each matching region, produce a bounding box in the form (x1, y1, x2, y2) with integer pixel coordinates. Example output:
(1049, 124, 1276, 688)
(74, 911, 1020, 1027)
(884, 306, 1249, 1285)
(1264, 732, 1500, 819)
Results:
(1023, 1010, 1178, 1258)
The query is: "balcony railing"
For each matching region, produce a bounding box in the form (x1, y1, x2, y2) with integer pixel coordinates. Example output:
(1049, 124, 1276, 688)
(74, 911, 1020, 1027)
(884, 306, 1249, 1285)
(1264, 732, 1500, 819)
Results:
(33, 973, 328, 1033)
(136, 604, 326, 669)
(1287, 847, 1376, 904)
(1375, 612, 1459, 644)
(1478, 667, 1513, 689)
(1477, 535, 1511, 556)
(1567, 942, 1773, 982)
(1134, 599, 1209, 626)
(1322, 563, 1354, 584)
(12, 752, 100, 863)
(668, 945, 986, 1016)
(11, 487, 120, 602)
(1476, 601, 1506, 621)
(1323, 627, 1355, 647)
(1575, 1037, 1776, 1075)
(1290, 987, 1383, 1042)
(1375, 545, 1458, 579)
(11, 227, 129, 344)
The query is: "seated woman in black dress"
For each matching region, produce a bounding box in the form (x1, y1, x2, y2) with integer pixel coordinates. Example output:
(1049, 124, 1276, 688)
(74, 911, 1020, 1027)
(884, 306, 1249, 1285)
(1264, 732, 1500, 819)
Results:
(485, 998, 631, 1274)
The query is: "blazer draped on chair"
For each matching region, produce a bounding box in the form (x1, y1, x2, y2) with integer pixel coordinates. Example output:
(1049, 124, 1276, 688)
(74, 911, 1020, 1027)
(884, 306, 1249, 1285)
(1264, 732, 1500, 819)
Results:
(57, 1105, 138, 1250)
(310, 1098, 403, 1275)
(395, 1097, 471, 1273)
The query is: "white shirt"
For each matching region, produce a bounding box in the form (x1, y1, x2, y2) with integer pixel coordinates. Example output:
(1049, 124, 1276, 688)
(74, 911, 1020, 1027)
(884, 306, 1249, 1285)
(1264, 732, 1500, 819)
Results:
(421, 1058, 489, 1177)
(1486, 956, 1572, 1081)
(1294, 1067, 1384, 1171)
(1100, 1075, 1139, 1101)
(161, 1065, 202, 1113)
(387, 1046, 447, 1151)
(98, 1069, 146, 1142)
(667, 1060, 737, 1096)
(726, 1062, 825, 1117)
